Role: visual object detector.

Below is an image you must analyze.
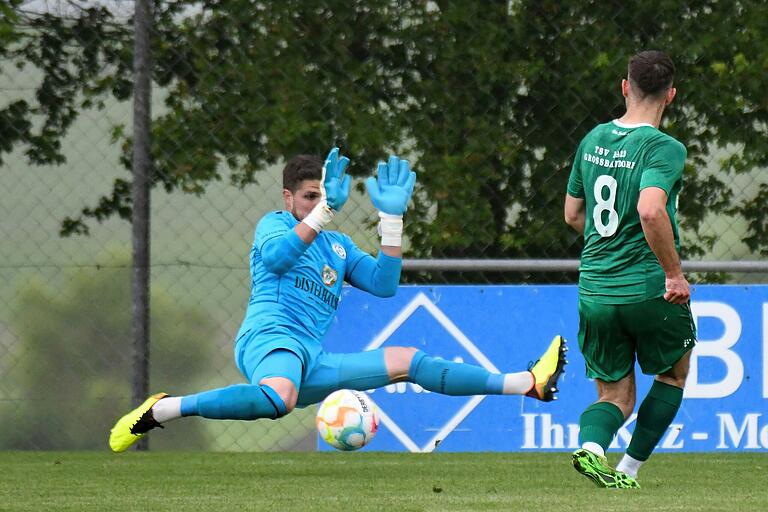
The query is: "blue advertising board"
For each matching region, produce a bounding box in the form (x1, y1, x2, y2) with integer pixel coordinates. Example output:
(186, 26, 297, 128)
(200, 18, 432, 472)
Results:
(320, 285, 768, 452)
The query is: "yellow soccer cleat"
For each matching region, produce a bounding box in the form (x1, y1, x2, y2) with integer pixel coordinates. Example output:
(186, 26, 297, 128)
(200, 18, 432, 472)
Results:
(525, 335, 567, 402)
(109, 392, 167, 453)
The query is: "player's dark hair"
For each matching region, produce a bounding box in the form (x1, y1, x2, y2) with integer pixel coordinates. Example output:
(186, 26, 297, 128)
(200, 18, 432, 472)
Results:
(628, 50, 675, 99)
(283, 154, 323, 192)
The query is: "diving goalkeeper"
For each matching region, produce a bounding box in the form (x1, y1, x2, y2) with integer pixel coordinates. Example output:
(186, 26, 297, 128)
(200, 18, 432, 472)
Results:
(109, 148, 566, 452)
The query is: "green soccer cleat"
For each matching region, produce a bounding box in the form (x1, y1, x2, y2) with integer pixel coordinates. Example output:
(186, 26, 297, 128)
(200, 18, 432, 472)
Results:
(109, 393, 167, 453)
(572, 448, 640, 489)
(525, 335, 567, 402)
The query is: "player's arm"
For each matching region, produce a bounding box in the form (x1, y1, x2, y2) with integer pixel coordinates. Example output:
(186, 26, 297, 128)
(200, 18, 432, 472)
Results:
(638, 187, 689, 304)
(565, 140, 586, 234)
(260, 228, 311, 275)
(295, 147, 351, 244)
(564, 193, 586, 235)
(639, 139, 689, 304)
(293, 222, 319, 245)
(262, 148, 353, 272)
(346, 252, 402, 298)
(345, 154, 416, 295)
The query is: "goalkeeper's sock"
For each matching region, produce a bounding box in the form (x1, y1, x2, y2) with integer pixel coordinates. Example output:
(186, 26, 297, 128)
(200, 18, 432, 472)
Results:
(151, 396, 182, 423)
(407, 350, 533, 395)
(179, 383, 287, 420)
(578, 401, 626, 454)
(624, 380, 683, 463)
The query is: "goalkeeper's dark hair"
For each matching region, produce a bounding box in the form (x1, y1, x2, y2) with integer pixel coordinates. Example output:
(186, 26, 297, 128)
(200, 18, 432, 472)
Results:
(283, 154, 323, 192)
(628, 50, 675, 99)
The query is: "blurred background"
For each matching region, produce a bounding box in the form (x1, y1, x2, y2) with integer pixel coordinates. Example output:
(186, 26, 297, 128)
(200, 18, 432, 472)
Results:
(1, 0, 766, 451)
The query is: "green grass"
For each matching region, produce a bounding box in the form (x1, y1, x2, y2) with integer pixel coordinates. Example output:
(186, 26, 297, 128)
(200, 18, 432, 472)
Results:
(1, 452, 766, 511)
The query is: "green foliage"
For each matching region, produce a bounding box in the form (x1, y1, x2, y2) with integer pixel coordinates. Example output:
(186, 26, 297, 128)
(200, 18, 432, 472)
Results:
(0, 1, 23, 54)
(1, 6, 131, 167)
(2, 1, 767, 259)
(0, 262, 218, 449)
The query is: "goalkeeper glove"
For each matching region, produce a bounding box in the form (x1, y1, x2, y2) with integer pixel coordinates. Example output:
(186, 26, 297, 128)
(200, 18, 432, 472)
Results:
(365, 155, 417, 246)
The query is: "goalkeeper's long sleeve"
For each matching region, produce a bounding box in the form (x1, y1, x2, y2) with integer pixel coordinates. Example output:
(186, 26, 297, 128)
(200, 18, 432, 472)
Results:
(347, 252, 402, 297)
(259, 229, 310, 275)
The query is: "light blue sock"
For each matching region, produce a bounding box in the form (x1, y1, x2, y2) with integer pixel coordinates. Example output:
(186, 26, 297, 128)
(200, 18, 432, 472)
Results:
(180, 383, 287, 420)
(408, 350, 508, 395)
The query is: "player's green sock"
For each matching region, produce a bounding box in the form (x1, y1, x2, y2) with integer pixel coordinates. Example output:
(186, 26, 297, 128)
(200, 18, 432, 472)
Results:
(626, 380, 683, 461)
(578, 401, 625, 453)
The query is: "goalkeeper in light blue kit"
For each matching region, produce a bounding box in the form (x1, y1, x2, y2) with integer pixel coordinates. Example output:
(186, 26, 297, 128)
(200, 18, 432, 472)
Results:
(109, 148, 567, 452)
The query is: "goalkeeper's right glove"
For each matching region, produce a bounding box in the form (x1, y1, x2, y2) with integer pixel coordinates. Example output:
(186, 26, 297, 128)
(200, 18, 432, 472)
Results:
(322, 147, 351, 212)
(303, 147, 351, 233)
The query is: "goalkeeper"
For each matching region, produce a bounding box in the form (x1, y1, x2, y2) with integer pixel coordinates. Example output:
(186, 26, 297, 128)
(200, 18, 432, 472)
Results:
(109, 148, 566, 452)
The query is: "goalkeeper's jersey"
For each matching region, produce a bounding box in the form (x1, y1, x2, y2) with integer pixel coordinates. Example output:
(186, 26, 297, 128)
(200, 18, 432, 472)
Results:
(235, 211, 368, 346)
(567, 120, 687, 304)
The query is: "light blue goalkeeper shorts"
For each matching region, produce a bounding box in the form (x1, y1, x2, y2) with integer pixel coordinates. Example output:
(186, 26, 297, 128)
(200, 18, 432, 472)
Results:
(235, 330, 391, 407)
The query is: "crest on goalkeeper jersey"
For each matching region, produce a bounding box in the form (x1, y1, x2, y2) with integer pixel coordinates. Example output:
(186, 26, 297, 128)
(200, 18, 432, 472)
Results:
(322, 264, 338, 287)
(332, 242, 346, 259)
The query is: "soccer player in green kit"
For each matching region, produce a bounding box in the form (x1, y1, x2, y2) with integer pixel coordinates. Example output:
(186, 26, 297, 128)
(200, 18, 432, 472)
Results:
(564, 50, 696, 489)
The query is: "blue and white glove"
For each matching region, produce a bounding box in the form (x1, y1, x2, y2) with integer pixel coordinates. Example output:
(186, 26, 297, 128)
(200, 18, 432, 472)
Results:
(365, 155, 417, 246)
(322, 147, 351, 212)
(304, 147, 351, 233)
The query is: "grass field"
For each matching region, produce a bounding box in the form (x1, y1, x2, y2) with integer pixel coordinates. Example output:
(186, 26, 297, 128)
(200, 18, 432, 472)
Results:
(2, 452, 766, 511)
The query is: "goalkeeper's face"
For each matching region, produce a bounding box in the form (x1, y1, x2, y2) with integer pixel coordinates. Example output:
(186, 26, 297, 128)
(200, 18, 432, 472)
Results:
(283, 179, 323, 221)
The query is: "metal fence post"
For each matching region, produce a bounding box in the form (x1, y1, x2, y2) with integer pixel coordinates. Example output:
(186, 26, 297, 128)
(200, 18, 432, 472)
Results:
(131, 0, 153, 451)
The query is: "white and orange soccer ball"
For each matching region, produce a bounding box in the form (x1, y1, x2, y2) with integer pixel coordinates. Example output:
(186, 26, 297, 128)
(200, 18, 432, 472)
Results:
(316, 389, 378, 451)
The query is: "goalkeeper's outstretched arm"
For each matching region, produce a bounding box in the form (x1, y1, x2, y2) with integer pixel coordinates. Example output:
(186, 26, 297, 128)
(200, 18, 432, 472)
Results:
(347, 252, 402, 297)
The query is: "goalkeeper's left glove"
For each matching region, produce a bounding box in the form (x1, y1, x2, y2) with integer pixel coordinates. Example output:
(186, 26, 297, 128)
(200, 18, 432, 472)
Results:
(365, 155, 417, 246)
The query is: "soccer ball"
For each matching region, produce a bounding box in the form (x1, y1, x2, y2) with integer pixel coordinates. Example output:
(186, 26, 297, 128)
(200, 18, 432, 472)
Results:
(316, 389, 378, 451)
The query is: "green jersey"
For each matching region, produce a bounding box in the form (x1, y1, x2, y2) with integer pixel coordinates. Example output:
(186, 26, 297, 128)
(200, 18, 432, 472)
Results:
(567, 120, 687, 304)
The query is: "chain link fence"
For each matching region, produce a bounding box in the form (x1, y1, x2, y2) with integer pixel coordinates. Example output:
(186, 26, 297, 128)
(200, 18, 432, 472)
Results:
(1, 1, 766, 450)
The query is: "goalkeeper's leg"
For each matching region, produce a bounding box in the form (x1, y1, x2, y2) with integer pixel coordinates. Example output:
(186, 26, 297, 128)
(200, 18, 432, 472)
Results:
(109, 349, 301, 452)
(401, 336, 566, 400)
(297, 338, 565, 405)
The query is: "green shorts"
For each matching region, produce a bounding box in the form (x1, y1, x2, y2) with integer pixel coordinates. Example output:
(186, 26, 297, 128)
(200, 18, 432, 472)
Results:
(578, 296, 697, 382)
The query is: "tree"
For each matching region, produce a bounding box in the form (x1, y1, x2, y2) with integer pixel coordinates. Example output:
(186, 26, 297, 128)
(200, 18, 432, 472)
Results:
(2, 1, 766, 265)
(1, 3, 132, 168)
(0, 261, 218, 449)
(402, 0, 767, 262)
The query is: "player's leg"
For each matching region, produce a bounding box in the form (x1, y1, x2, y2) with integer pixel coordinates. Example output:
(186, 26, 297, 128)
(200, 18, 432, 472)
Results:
(296, 336, 566, 406)
(389, 346, 533, 395)
(176, 348, 302, 419)
(571, 298, 639, 488)
(615, 353, 690, 478)
(578, 374, 636, 457)
(300, 346, 502, 406)
(573, 375, 640, 488)
(616, 298, 696, 478)
(296, 350, 387, 407)
(109, 347, 303, 453)
(391, 339, 565, 399)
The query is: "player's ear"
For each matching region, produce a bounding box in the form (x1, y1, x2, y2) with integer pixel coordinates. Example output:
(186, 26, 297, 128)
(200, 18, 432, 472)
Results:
(282, 188, 293, 211)
(665, 86, 676, 105)
(621, 78, 630, 98)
